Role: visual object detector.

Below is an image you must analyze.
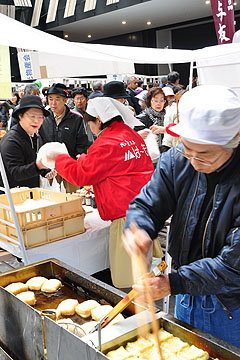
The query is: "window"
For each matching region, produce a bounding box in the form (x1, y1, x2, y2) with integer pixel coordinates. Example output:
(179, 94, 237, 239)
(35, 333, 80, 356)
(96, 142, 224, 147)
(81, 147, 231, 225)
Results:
(30, 0, 43, 27)
(84, 0, 97, 12)
(64, 0, 77, 18)
(46, 0, 59, 23)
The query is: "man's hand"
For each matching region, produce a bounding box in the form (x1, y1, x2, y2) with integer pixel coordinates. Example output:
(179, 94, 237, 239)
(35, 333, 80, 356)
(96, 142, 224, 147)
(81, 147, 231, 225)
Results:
(133, 275, 171, 302)
(123, 226, 153, 266)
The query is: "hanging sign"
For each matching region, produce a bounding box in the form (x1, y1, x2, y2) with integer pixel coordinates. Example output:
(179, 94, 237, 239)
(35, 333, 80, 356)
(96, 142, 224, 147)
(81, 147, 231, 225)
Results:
(17, 51, 41, 80)
(211, 0, 235, 44)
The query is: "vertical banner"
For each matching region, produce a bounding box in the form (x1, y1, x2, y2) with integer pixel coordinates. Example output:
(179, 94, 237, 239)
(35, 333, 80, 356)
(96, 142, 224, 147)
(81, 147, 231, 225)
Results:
(211, 0, 235, 44)
(17, 51, 41, 80)
(0, 45, 12, 99)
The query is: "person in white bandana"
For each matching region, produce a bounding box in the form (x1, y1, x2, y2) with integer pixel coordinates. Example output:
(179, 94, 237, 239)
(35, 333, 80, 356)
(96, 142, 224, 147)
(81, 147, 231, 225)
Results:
(123, 85, 240, 348)
(39, 97, 154, 289)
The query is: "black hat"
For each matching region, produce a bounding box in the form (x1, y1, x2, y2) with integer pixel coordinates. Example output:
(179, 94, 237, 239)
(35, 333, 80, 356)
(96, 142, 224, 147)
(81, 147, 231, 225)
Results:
(12, 95, 50, 119)
(47, 83, 68, 98)
(103, 81, 129, 99)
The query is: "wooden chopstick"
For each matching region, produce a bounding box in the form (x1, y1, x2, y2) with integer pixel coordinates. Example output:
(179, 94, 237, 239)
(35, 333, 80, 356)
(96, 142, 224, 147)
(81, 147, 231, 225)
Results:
(130, 222, 163, 360)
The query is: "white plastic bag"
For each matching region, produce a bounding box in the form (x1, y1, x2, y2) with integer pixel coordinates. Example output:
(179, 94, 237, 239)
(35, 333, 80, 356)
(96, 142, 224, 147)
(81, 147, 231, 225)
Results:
(37, 142, 68, 169)
(144, 131, 160, 161)
(40, 176, 61, 192)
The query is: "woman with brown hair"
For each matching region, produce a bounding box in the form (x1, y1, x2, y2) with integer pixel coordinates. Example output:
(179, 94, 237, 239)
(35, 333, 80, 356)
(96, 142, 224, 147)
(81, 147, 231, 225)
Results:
(136, 87, 168, 149)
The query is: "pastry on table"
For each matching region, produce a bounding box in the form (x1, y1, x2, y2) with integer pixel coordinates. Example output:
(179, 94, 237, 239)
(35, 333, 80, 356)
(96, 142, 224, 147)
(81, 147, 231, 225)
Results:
(5, 282, 28, 295)
(75, 300, 101, 318)
(41, 279, 62, 293)
(16, 291, 36, 305)
(26, 276, 48, 291)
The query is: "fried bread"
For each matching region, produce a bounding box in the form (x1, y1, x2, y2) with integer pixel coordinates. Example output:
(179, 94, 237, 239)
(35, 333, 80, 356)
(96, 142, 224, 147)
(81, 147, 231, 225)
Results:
(26, 276, 48, 291)
(16, 291, 36, 305)
(41, 279, 62, 293)
(5, 282, 28, 295)
(75, 300, 100, 318)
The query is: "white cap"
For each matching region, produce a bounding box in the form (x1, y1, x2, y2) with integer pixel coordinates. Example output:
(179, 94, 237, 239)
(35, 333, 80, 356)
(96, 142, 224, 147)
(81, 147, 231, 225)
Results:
(163, 87, 174, 97)
(171, 85, 240, 145)
(86, 97, 143, 128)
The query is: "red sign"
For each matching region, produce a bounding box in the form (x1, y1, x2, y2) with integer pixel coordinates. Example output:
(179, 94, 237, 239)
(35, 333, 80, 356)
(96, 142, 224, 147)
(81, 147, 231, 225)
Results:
(211, 0, 235, 44)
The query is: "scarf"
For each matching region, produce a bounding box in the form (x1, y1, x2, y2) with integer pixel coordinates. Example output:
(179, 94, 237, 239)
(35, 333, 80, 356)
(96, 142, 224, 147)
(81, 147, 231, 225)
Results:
(145, 107, 165, 146)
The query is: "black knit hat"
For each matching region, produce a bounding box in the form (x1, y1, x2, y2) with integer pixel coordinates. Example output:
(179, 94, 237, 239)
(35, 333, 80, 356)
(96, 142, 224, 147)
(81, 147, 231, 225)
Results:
(104, 81, 129, 99)
(12, 95, 50, 119)
(47, 83, 68, 98)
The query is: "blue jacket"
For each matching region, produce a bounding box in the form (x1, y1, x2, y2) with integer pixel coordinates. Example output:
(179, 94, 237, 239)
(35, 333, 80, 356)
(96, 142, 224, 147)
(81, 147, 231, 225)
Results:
(125, 144, 240, 312)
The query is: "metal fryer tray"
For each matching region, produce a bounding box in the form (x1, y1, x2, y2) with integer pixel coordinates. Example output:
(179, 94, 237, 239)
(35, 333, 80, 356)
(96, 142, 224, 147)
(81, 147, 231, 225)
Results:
(100, 312, 240, 360)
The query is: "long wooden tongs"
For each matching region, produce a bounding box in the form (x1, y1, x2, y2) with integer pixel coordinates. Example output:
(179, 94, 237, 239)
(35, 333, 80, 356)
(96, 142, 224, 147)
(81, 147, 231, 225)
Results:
(89, 259, 167, 334)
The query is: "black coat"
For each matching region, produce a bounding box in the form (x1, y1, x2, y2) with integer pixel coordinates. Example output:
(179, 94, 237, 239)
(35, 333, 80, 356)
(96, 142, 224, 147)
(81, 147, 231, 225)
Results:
(0, 123, 47, 189)
(126, 88, 141, 115)
(39, 106, 88, 159)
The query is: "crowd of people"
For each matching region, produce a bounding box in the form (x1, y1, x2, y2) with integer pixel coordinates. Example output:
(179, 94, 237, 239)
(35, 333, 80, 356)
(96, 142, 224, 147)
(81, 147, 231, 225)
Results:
(0, 72, 240, 348)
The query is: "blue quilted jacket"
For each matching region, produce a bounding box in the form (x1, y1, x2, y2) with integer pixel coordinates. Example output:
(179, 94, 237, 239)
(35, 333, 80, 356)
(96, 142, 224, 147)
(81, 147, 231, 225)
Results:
(125, 144, 240, 314)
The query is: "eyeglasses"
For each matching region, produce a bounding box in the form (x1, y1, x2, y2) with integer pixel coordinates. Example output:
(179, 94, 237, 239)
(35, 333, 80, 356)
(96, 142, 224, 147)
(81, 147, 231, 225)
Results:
(26, 113, 44, 121)
(176, 147, 216, 166)
(151, 99, 166, 104)
(75, 97, 86, 102)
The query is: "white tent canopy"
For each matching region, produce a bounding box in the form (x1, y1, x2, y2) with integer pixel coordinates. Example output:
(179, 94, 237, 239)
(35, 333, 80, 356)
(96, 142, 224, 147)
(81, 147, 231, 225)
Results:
(0, 13, 134, 77)
(0, 12, 240, 93)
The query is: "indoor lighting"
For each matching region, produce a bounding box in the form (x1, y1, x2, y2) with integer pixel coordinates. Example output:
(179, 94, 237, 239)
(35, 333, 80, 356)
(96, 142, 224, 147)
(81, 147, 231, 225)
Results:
(147, 21, 151, 25)
(88, 34, 92, 38)
(64, 34, 69, 38)
(233, 2, 237, 5)
(205, 0, 210, 4)
(122, 20, 127, 24)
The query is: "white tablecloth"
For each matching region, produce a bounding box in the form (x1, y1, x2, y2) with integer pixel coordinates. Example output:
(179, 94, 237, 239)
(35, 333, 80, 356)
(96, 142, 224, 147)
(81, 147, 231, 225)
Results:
(0, 209, 111, 275)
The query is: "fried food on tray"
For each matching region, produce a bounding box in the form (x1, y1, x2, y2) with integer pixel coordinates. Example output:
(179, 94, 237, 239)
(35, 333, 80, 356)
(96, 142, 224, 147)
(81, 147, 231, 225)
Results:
(106, 331, 212, 360)
(160, 337, 189, 354)
(125, 337, 153, 357)
(56, 299, 79, 319)
(147, 328, 173, 345)
(41, 279, 62, 293)
(16, 291, 36, 305)
(75, 300, 101, 318)
(5, 282, 28, 295)
(106, 346, 135, 359)
(26, 276, 48, 291)
(141, 347, 178, 360)
(91, 304, 124, 324)
(177, 344, 210, 360)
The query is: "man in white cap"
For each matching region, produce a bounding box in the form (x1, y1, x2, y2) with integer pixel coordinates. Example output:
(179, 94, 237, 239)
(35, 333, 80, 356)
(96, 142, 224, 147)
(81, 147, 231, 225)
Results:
(123, 85, 240, 347)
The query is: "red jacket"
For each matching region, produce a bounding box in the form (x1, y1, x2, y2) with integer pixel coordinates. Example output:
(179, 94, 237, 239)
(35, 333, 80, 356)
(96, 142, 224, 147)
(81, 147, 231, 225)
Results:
(55, 120, 154, 221)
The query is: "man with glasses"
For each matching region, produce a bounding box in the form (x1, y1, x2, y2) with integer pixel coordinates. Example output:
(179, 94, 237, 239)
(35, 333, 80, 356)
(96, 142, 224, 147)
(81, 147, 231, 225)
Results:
(123, 85, 240, 347)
